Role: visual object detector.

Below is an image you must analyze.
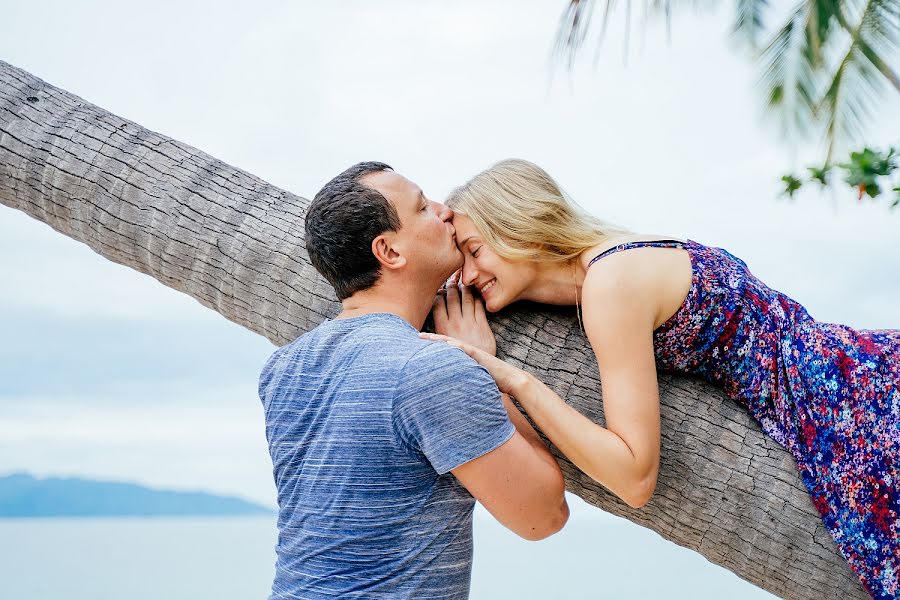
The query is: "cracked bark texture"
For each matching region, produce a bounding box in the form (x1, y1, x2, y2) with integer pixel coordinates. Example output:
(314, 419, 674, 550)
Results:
(0, 61, 868, 600)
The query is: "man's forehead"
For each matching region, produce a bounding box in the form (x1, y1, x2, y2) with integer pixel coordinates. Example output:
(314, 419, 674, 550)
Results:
(360, 170, 422, 206)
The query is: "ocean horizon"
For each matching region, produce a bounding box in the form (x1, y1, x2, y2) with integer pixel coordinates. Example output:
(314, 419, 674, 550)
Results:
(1, 502, 776, 599)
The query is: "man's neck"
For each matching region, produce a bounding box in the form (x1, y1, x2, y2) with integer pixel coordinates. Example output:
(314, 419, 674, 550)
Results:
(336, 283, 438, 331)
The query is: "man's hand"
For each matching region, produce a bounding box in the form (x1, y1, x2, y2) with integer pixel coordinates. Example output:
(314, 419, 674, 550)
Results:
(432, 275, 497, 357)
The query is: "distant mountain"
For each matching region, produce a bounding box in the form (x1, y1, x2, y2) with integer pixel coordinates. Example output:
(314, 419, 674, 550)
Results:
(0, 473, 274, 517)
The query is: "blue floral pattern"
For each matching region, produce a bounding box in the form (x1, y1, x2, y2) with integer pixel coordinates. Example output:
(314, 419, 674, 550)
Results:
(589, 239, 899, 599)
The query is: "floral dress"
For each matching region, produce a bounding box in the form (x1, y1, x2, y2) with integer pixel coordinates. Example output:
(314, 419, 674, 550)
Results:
(588, 239, 899, 599)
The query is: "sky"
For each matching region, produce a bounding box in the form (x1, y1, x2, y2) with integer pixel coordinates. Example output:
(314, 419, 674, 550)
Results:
(0, 1, 897, 598)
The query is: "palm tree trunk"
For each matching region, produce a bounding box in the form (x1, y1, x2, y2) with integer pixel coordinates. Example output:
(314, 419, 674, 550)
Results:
(0, 60, 868, 600)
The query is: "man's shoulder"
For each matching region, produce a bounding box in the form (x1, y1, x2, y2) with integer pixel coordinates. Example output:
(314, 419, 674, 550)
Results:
(263, 315, 437, 379)
(283, 313, 420, 355)
(395, 340, 496, 401)
(402, 339, 479, 373)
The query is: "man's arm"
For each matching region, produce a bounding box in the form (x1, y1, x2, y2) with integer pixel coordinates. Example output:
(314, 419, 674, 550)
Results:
(431, 283, 568, 539)
(451, 393, 569, 541)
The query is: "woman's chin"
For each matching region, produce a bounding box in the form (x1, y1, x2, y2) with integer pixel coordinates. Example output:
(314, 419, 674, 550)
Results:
(484, 296, 505, 313)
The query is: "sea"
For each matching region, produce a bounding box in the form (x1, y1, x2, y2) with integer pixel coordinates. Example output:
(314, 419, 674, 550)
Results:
(0, 500, 776, 599)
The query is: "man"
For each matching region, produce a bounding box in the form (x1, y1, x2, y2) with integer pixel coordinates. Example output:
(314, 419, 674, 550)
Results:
(258, 161, 569, 599)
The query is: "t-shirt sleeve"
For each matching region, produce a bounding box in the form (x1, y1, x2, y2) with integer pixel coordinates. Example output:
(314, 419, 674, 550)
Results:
(392, 342, 516, 474)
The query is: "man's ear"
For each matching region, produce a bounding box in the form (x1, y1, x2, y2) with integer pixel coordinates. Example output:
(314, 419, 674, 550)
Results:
(372, 232, 407, 271)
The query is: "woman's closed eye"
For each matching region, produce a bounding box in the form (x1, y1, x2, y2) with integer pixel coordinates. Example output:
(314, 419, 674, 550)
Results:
(471, 246, 481, 258)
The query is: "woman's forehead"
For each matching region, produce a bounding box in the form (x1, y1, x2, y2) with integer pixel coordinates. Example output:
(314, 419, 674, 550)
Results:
(451, 214, 482, 245)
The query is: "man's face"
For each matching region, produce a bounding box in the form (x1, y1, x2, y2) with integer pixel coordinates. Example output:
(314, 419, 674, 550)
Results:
(362, 170, 463, 281)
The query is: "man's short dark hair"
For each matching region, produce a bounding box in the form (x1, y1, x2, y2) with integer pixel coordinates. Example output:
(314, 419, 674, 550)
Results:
(305, 161, 400, 300)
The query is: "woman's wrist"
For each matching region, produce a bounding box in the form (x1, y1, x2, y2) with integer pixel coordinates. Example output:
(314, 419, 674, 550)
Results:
(508, 370, 537, 399)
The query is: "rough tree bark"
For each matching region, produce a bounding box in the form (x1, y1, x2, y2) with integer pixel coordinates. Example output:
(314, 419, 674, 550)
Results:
(0, 60, 867, 600)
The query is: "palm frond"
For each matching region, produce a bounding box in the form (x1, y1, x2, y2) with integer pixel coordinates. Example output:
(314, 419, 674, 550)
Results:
(804, 0, 842, 65)
(553, 0, 597, 69)
(818, 0, 899, 160)
(758, 4, 825, 140)
(733, 0, 770, 50)
(550, 0, 899, 164)
(591, 0, 620, 65)
(552, 0, 718, 69)
(855, 0, 900, 90)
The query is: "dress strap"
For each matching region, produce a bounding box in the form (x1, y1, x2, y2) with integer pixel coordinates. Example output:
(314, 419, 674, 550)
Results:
(587, 239, 687, 269)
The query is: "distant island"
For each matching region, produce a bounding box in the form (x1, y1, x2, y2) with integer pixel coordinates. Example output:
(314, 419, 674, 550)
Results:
(0, 473, 274, 518)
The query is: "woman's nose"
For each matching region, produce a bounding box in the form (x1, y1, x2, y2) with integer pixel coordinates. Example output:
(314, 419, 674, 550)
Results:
(461, 260, 478, 286)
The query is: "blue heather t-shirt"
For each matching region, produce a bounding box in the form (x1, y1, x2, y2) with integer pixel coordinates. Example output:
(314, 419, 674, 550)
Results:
(258, 312, 515, 599)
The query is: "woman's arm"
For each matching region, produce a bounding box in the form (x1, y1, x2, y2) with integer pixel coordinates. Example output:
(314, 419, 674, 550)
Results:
(518, 261, 662, 507)
(420, 331, 658, 509)
(424, 260, 662, 509)
(510, 369, 659, 509)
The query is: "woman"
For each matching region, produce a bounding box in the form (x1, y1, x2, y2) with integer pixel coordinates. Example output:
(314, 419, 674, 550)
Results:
(422, 159, 899, 599)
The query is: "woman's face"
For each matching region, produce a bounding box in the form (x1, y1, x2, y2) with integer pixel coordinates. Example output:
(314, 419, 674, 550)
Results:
(451, 214, 532, 312)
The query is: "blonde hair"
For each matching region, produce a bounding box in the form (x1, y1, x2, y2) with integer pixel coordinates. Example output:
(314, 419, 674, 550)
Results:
(446, 159, 630, 263)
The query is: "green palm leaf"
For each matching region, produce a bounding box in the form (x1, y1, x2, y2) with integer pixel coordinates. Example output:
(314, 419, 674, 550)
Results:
(758, 4, 825, 140)
(819, 0, 899, 160)
(733, 0, 769, 49)
(553, 0, 899, 163)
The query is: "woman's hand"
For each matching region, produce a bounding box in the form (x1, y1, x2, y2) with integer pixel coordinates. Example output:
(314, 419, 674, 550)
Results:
(432, 273, 497, 356)
(419, 332, 530, 395)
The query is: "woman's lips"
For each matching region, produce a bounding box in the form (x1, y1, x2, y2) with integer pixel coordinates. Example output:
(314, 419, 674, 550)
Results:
(479, 278, 497, 296)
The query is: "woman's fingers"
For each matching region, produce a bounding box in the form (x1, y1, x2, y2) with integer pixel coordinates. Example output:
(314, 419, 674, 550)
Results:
(459, 281, 475, 317)
(424, 282, 497, 356)
(420, 332, 523, 394)
(420, 332, 481, 358)
(432, 293, 449, 333)
(421, 331, 465, 348)
(420, 332, 452, 343)
(474, 292, 487, 323)
(420, 332, 474, 356)
(445, 279, 461, 317)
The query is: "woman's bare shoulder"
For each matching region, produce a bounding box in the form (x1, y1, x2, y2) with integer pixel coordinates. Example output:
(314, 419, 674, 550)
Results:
(579, 233, 687, 269)
(580, 233, 692, 330)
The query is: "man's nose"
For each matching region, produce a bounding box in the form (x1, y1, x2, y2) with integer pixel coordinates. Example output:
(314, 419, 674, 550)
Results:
(437, 202, 453, 221)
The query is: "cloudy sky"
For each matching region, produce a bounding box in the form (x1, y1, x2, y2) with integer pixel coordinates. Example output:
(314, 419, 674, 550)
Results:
(1, 1, 897, 597)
